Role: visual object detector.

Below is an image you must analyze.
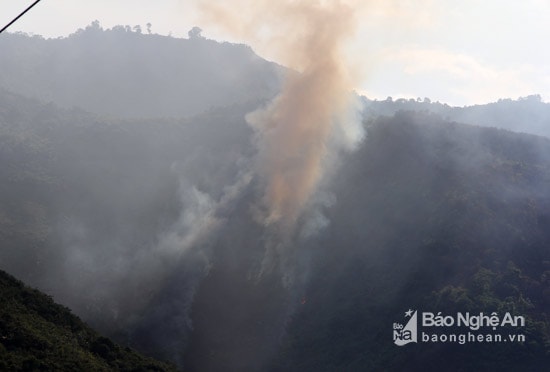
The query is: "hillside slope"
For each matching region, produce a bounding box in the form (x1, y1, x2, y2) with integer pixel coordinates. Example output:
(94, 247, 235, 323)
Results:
(0, 269, 177, 371)
(272, 112, 550, 371)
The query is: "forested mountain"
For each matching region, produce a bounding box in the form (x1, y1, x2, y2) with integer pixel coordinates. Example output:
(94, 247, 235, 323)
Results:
(1, 27, 550, 371)
(2, 88, 549, 370)
(0, 23, 284, 118)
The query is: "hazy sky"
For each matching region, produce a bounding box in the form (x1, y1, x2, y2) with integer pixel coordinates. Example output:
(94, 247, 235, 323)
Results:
(1, 0, 549, 106)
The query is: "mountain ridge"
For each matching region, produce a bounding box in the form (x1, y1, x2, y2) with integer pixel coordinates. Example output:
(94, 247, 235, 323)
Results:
(0, 23, 284, 119)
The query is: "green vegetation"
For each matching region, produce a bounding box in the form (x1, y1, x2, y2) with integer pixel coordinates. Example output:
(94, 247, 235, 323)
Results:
(0, 269, 178, 371)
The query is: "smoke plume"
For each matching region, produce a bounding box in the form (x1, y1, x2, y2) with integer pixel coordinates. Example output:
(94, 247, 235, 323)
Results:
(199, 0, 364, 238)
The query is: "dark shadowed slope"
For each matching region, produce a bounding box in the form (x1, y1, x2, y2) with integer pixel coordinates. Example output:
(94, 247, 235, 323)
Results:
(0, 22, 284, 119)
(0, 269, 178, 371)
(272, 111, 550, 371)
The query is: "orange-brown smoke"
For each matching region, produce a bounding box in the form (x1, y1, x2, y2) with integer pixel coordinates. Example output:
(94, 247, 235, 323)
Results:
(198, 0, 361, 234)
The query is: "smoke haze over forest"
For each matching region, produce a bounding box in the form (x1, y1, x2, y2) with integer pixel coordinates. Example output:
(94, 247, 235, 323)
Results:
(1, 3, 550, 371)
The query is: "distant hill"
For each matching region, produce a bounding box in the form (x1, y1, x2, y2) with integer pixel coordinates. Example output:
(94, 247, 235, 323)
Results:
(0, 22, 284, 118)
(0, 269, 177, 371)
(363, 94, 550, 138)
